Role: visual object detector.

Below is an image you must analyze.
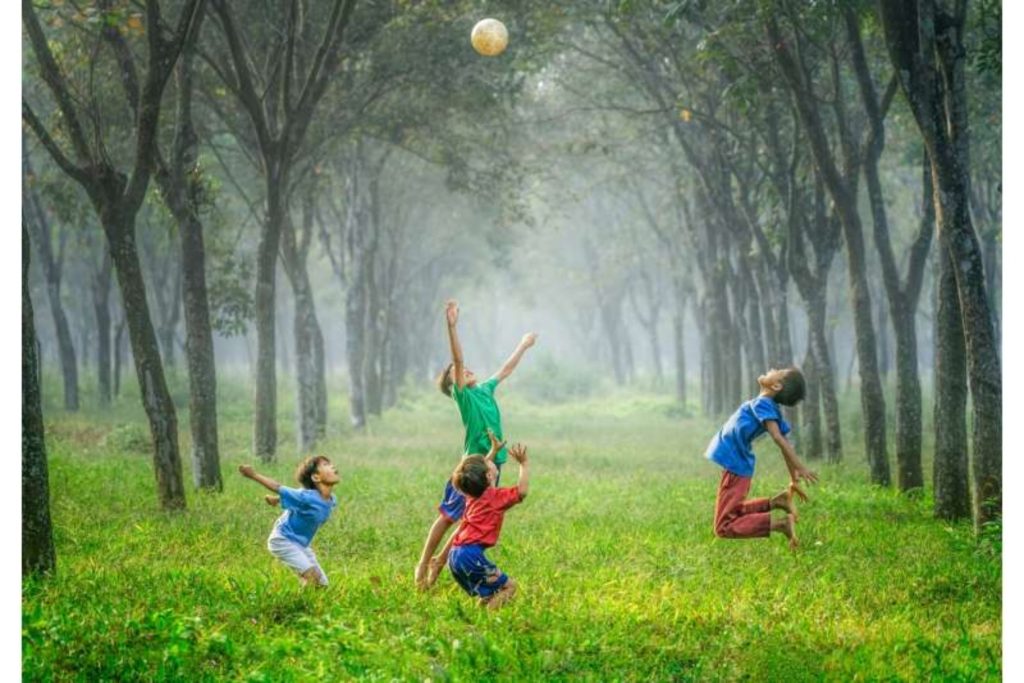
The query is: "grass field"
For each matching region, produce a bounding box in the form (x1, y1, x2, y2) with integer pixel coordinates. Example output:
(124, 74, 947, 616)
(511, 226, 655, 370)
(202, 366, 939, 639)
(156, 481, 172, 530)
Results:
(23, 374, 1001, 681)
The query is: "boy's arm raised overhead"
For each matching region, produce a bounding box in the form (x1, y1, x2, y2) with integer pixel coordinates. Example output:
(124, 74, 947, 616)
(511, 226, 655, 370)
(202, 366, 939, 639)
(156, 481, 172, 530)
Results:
(239, 464, 282, 493)
(509, 443, 530, 499)
(764, 421, 819, 496)
(494, 332, 538, 382)
(445, 300, 467, 390)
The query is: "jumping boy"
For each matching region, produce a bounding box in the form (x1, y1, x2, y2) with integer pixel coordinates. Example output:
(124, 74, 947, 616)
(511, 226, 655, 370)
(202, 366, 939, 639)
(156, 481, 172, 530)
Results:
(705, 367, 818, 549)
(239, 456, 340, 587)
(413, 299, 536, 589)
(448, 431, 530, 609)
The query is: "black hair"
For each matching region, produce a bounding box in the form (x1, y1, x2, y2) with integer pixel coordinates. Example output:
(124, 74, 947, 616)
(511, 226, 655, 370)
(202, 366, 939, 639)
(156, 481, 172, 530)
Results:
(296, 455, 330, 489)
(774, 367, 806, 406)
(451, 455, 490, 497)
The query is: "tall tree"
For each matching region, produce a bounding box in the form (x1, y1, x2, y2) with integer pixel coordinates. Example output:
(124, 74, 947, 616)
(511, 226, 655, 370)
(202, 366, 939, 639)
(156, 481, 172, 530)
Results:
(845, 7, 933, 491)
(155, 3, 222, 491)
(766, 9, 891, 485)
(23, 220, 56, 577)
(22, 0, 203, 509)
(207, 0, 357, 460)
(878, 0, 1001, 526)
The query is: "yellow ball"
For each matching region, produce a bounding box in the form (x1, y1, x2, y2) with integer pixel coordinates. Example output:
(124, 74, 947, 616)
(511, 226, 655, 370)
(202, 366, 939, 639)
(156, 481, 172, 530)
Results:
(471, 18, 508, 57)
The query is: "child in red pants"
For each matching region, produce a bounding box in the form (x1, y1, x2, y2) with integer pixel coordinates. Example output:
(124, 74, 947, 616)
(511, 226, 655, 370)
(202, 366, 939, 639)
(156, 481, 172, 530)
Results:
(704, 367, 818, 548)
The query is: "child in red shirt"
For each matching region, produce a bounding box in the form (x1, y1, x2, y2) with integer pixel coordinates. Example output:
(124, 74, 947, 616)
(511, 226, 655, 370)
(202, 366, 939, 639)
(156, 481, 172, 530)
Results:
(447, 433, 530, 609)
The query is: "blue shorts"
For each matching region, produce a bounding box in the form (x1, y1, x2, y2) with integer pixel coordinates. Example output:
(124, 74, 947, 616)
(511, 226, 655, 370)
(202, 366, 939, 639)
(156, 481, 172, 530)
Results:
(438, 462, 502, 522)
(448, 543, 509, 598)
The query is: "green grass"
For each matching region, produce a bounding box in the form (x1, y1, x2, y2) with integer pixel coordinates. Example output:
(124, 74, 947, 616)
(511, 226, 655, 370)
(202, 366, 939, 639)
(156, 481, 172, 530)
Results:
(24, 374, 1000, 681)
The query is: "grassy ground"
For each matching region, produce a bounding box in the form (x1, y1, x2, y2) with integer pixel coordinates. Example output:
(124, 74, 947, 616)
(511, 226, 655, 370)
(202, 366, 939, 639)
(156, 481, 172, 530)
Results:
(23, 375, 1000, 681)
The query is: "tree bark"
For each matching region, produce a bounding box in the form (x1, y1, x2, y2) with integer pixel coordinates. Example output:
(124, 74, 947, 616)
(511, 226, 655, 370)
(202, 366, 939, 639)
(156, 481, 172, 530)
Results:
(92, 251, 113, 406)
(933, 244, 970, 520)
(253, 175, 284, 460)
(801, 335, 823, 460)
(105, 215, 186, 509)
(23, 221, 56, 577)
(878, 0, 1001, 524)
(155, 3, 222, 491)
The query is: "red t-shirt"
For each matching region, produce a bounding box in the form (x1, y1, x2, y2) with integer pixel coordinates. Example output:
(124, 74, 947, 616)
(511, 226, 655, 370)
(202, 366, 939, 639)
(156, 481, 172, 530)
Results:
(452, 486, 522, 548)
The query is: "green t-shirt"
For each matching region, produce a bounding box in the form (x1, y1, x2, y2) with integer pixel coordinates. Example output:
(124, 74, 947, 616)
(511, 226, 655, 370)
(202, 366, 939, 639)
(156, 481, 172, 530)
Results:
(451, 376, 507, 465)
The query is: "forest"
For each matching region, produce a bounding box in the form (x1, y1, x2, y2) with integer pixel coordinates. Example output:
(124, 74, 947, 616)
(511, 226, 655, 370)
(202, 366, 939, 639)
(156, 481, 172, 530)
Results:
(22, 1, 1002, 680)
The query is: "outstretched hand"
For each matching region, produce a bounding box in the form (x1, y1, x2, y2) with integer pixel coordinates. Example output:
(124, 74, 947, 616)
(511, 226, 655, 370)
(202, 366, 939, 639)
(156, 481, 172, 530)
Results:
(238, 464, 255, 479)
(508, 443, 528, 464)
(485, 428, 507, 461)
(789, 481, 809, 502)
(520, 332, 538, 348)
(445, 299, 459, 326)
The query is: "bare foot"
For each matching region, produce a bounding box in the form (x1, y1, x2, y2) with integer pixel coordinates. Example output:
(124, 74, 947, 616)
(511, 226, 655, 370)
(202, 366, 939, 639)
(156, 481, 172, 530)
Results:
(770, 487, 797, 521)
(425, 556, 444, 587)
(486, 579, 518, 610)
(414, 563, 428, 591)
(781, 513, 798, 550)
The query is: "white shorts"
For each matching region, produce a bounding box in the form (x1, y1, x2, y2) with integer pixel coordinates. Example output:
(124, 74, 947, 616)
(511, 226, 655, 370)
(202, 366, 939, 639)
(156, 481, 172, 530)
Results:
(267, 534, 328, 585)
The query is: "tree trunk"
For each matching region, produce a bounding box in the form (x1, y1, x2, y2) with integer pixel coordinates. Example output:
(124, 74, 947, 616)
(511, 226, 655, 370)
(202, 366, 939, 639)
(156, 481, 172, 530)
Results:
(253, 177, 285, 460)
(313, 320, 327, 438)
(179, 213, 222, 490)
(364, 259, 384, 416)
(801, 335, 823, 460)
(875, 288, 890, 379)
(808, 299, 842, 462)
(92, 252, 113, 406)
(768, 15, 889, 484)
(672, 284, 687, 408)
(345, 276, 368, 429)
(105, 216, 186, 509)
(155, 9, 222, 491)
(933, 244, 970, 520)
(23, 151, 79, 411)
(292, 272, 320, 452)
(878, 0, 1001, 527)
(934, 156, 1001, 526)
(160, 263, 182, 369)
(114, 314, 126, 398)
(23, 222, 56, 577)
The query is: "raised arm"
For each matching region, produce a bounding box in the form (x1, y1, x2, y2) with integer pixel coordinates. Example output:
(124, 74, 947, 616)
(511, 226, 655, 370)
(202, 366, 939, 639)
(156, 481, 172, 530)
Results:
(484, 428, 507, 462)
(494, 333, 537, 382)
(764, 421, 818, 497)
(239, 464, 282, 493)
(508, 443, 530, 499)
(445, 300, 466, 390)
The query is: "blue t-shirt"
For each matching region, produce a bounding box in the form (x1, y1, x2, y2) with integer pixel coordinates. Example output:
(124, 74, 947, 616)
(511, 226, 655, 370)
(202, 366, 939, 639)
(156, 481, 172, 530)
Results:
(270, 487, 337, 547)
(704, 396, 791, 478)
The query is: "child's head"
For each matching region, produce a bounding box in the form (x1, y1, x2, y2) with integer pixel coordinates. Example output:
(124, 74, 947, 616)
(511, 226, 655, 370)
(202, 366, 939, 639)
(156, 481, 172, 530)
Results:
(295, 455, 340, 489)
(436, 363, 478, 397)
(758, 367, 806, 406)
(451, 454, 497, 497)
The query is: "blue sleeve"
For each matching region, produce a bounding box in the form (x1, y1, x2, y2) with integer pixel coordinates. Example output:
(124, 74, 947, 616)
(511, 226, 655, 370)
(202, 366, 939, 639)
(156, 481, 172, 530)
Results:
(751, 397, 790, 436)
(279, 486, 309, 511)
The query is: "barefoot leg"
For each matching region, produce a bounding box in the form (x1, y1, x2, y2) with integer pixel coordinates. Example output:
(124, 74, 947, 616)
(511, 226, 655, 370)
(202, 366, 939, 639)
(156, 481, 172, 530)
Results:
(416, 515, 453, 590)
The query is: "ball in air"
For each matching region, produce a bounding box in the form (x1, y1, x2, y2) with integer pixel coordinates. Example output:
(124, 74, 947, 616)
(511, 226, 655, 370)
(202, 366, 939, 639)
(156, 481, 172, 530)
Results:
(471, 18, 508, 57)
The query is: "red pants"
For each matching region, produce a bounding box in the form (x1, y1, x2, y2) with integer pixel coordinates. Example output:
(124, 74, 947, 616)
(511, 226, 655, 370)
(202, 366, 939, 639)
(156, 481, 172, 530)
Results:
(714, 471, 771, 539)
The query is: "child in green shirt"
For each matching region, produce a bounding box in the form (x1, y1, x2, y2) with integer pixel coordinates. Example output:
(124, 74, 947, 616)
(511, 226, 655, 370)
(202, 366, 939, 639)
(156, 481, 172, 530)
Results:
(414, 299, 536, 590)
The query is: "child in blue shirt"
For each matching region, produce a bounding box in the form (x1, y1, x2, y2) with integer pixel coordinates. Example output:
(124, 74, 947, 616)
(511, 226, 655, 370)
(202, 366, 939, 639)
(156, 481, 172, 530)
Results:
(705, 367, 818, 549)
(239, 456, 340, 587)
